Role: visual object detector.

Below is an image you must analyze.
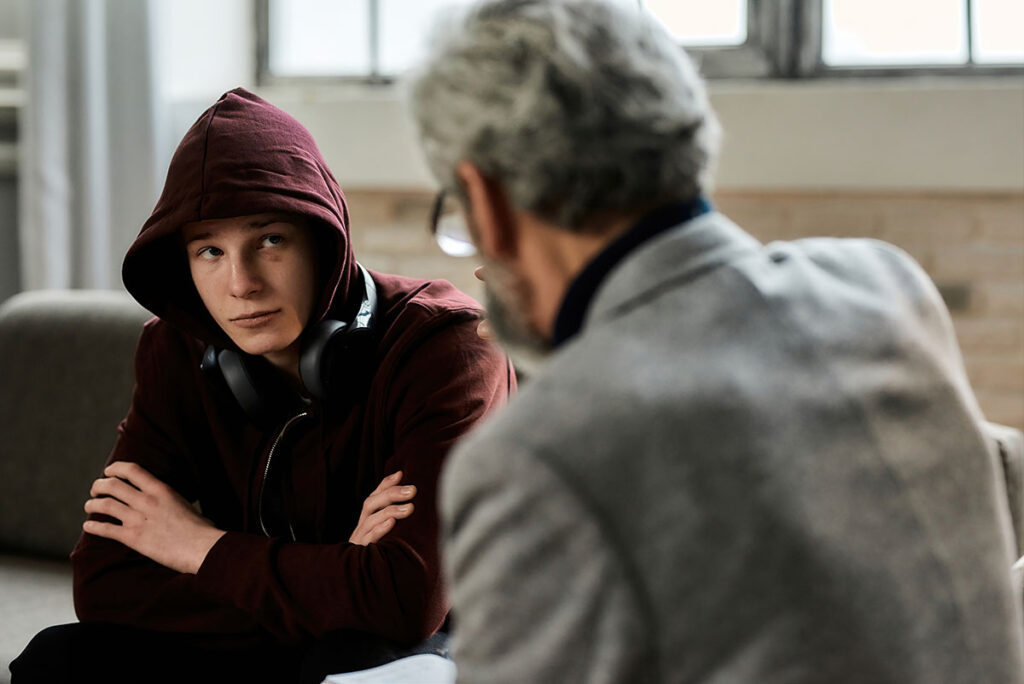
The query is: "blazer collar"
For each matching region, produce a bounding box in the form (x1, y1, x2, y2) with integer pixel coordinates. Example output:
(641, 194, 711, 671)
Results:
(553, 198, 712, 347)
(581, 211, 762, 338)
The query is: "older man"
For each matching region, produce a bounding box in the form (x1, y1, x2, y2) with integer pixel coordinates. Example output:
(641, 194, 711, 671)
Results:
(408, 1, 1024, 682)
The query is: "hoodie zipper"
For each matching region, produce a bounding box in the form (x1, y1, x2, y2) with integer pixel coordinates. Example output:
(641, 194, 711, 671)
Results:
(258, 411, 310, 538)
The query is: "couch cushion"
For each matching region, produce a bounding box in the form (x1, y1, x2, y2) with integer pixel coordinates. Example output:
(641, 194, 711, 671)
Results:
(0, 290, 149, 558)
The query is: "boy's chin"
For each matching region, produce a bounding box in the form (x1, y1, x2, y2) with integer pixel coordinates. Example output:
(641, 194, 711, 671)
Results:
(232, 335, 295, 359)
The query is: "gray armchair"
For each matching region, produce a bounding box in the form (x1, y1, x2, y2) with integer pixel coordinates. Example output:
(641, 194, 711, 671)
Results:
(0, 289, 148, 682)
(988, 421, 1024, 601)
(989, 421, 1024, 557)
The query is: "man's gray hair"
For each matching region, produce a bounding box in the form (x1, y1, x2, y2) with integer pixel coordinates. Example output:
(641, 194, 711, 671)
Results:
(408, 0, 721, 231)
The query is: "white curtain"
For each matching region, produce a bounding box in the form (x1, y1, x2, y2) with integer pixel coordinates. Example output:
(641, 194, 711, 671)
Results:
(19, 0, 161, 290)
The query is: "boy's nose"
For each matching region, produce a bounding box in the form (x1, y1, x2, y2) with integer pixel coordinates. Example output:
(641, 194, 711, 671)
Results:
(229, 257, 262, 298)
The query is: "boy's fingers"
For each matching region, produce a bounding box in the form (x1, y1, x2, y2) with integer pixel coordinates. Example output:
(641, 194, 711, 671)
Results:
(361, 485, 416, 516)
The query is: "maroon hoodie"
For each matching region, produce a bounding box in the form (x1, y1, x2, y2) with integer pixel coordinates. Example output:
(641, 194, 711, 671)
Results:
(70, 88, 513, 646)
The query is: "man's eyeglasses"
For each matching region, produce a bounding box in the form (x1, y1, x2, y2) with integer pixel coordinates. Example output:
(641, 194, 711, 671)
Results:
(429, 190, 477, 258)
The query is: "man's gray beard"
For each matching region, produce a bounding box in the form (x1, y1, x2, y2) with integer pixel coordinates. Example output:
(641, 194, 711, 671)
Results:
(483, 272, 551, 379)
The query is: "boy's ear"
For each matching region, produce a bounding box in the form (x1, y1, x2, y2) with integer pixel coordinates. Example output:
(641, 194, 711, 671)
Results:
(454, 160, 518, 260)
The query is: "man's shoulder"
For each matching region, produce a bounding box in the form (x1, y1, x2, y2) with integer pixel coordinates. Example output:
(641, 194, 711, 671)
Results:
(618, 225, 942, 334)
(783, 236, 926, 279)
(747, 236, 947, 330)
(754, 235, 931, 295)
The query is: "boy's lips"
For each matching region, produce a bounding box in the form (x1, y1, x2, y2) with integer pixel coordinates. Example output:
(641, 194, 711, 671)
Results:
(230, 309, 280, 328)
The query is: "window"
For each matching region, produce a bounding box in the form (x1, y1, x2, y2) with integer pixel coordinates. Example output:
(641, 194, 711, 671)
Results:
(258, 0, 477, 83)
(378, 0, 478, 75)
(266, 0, 371, 78)
(972, 0, 1024, 64)
(808, 0, 1024, 74)
(257, 0, 1024, 83)
(825, 0, 968, 67)
(642, 0, 748, 46)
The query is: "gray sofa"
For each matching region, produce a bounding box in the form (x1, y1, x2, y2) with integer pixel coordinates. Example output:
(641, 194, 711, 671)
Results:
(0, 289, 149, 681)
(0, 289, 1022, 682)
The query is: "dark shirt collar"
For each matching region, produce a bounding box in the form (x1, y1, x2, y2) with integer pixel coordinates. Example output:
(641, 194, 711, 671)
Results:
(552, 196, 712, 348)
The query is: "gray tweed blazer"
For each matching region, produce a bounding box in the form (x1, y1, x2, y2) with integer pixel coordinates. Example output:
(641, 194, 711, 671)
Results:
(441, 212, 1024, 683)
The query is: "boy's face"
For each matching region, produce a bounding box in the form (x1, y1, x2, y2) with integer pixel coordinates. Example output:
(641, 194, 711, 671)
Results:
(182, 213, 317, 367)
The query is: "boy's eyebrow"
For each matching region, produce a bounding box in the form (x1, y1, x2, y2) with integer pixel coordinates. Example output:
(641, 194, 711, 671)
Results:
(184, 216, 291, 245)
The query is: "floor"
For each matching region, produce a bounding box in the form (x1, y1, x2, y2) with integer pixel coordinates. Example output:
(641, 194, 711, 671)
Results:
(0, 554, 75, 683)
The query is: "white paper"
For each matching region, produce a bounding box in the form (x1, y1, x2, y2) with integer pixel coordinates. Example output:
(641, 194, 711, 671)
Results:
(322, 654, 457, 684)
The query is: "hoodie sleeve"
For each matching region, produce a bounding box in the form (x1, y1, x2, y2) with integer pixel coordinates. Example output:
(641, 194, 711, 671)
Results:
(191, 313, 514, 645)
(70, 322, 264, 638)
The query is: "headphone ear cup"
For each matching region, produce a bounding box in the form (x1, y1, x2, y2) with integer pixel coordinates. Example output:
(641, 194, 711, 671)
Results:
(299, 320, 350, 400)
(299, 264, 380, 402)
(202, 345, 273, 423)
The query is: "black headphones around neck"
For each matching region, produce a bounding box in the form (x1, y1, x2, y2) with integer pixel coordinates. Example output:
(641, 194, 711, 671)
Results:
(200, 263, 379, 424)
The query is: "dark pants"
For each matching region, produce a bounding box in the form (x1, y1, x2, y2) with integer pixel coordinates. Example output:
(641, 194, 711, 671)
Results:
(10, 622, 450, 684)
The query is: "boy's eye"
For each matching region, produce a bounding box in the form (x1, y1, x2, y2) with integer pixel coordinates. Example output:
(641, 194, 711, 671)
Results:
(261, 234, 284, 248)
(197, 246, 222, 260)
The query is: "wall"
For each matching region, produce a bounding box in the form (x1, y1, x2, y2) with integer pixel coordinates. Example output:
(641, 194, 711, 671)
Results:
(340, 187, 1024, 430)
(260, 79, 1024, 192)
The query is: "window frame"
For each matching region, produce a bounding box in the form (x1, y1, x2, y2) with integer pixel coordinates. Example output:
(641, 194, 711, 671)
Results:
(255, 0, 1024, 85)
(641, 0, 791, 79)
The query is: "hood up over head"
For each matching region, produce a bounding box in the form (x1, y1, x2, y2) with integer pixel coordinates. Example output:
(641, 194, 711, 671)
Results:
(122, 87, 358, 349)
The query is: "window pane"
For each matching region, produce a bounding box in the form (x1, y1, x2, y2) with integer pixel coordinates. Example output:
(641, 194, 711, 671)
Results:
(644, 0, 747, 46)
(379, 0, 476, 76)
(823, 0, 967, 66)
(268, 0, 370, 76)
(973, 0, 1024, 63)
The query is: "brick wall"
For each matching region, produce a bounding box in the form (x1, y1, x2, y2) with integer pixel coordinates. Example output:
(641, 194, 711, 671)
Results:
(346, 189, 1024, 430)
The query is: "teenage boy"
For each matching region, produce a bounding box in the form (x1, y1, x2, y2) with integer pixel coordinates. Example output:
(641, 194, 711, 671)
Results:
(12, 88, 512, 684)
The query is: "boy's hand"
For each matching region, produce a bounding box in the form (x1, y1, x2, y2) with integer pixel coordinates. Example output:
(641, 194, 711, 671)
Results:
(349, 471, 417, 546)
(83, 461, 225, 575)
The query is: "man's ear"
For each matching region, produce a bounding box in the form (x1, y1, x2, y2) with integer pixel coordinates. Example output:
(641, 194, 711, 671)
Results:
(455, 160, 517, 260)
